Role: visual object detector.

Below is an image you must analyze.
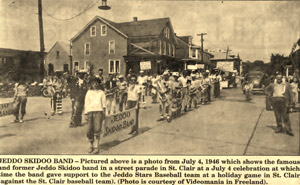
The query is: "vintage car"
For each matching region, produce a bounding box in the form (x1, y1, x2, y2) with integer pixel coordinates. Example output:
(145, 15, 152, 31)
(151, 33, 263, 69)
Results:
(245, 71, 265, 93)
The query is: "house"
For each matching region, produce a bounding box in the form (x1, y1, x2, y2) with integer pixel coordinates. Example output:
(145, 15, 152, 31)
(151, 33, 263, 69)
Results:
(70, 16, 178, 76)
(45, 41, 70, 75)
(0, 48, 44, 82)
(175, 36, 214, 71)
(209, 49, 242, 75)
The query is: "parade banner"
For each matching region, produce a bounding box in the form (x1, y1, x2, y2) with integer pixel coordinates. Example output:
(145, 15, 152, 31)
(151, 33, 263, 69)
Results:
(217, 61, 234, 72)
(0, 102, 14, 117)
(187, 65, 197, 70)
(196, 64, 205, 69)
(140, 61, 151, 70)
(103, 108, 138, 137)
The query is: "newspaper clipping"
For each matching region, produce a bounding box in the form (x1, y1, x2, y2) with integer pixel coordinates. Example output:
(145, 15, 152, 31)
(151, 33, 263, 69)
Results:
(1, 0, 300, 184)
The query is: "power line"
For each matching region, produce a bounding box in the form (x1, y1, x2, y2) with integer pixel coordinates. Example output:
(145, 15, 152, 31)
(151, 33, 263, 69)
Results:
(42, 0, 99, 21)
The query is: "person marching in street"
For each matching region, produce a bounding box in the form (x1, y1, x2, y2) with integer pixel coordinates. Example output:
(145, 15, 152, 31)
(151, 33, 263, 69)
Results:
(117, 75, 128, 112)
(188, 73, 198, 109)
(137, 70, 148, 108)
(70, 71, 88, 128)
(105, 74, 117, 115)
(178, 71, 188, 112)
(84, 78, 106, 154)
(53, 72, 64, 115)
(169, 72, 183, 120)
(126, 75, 141, 135)
(151, 73, 159, 104)
(156, 71, 171, 121)
(12, 76, 29, 123)
(265, 74, 294, 136)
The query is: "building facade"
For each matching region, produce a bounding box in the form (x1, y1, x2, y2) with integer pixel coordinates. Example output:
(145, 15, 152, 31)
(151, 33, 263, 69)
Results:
(70, 16, 177, 76)
(45, 41, 70, 75)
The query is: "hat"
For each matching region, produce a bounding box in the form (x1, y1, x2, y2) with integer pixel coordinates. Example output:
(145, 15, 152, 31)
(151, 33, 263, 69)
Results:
(172, 72, 179, 77)
(163, 71, 169, 76)
(140, 70, 144, 73)
(118, 75, 124, 79)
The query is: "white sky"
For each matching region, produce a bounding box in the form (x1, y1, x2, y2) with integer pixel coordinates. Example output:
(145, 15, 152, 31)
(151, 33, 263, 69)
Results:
(0, 0, 299, 62)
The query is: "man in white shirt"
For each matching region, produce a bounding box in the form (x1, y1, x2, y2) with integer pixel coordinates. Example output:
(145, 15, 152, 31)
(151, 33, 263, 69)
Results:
(178, 72, 188, 111)
(84, 78, 106, 153)
(126, 75, 141, 135)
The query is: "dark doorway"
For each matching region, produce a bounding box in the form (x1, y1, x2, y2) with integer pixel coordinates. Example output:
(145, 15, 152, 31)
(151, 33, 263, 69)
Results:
(48, 63, 54, 75)
(63, 64, 69, 73)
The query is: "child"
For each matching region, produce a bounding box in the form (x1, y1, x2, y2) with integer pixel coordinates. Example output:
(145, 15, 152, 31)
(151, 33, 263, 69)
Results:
(84, 78, 106, 154)
(13, 77, 29, 123)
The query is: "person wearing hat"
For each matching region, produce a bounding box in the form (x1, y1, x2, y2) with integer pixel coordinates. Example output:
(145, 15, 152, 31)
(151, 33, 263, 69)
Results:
(117, 75, 128, 112)
(84, 78, 106, 153)
(178, 71, 189, 112)
(105, 74, 118, 115)
(137, 70, 148, 108)
(188, 73, 198, 109)
(155, 71, 171, 121)
(265, 74, 294, 136)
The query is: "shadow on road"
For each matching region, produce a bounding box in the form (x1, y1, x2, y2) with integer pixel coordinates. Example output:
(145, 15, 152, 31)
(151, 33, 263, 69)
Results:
(100, 126, 151, 151)
(0, 133, 16, 140)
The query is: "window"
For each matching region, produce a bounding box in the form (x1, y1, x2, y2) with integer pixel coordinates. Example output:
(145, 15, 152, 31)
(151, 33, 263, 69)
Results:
(168, 43, 171, 56)
(158, 40, 162, 55)
(101, 25, 107, 36)
(84, 43, 90, 55)
(74, 61, 79, 71)
(164, 27, 170, 38)
(108, 59, 120, 74)
(163, 41, 167, 55)
(84, 61, 90, 70)
(192, 49, 196, 58)
(109, 40, 115, 54)
(90, 26, 96, 37)
(172, 45, 175, 57)
(63, 64, 69, 73)
(56, 51, 60, 58)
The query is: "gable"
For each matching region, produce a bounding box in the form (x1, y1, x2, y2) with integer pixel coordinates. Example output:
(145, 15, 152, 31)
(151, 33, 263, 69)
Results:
(70, 16, 128, 42)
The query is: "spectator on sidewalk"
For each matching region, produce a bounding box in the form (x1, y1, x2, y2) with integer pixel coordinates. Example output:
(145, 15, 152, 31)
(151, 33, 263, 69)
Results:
(84, 78, 106, 154)
(12, 76, 29, 123)
(137, 71, 148, 108)
(265, 74, 294, 136)
(117, 75, 128, 112)
(290, 77, 299, 111)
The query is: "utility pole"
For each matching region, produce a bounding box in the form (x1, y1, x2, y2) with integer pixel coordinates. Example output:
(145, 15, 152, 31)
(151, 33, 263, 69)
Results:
(38, 0, 45, 80)
(197, 33, 207, 68)
(69, 42, 73, 75)
(225, 46, 232, 60)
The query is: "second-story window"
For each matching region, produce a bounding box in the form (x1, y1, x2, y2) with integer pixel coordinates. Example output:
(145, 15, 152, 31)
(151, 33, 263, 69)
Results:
(168, 43, 171, 56)
(164, 27, 170, 39)
(84, 43, 90, 55)
(109, 40, 115, 54)
(90, 26, 96, 37)
(101, 25, 107, 36)
(158, 40, 162, 55)
(163, 41, 167, 55)
(56, 51, 60, 58)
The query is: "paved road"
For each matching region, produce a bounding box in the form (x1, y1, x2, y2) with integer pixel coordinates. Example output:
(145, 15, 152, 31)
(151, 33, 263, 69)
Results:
(0, 87, 298, 155)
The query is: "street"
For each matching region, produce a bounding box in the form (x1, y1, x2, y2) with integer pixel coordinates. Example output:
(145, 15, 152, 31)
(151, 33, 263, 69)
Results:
(0, 87, 298, 155)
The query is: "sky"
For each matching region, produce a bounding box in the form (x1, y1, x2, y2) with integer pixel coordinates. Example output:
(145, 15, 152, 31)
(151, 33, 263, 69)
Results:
(0, 0, 300, 62)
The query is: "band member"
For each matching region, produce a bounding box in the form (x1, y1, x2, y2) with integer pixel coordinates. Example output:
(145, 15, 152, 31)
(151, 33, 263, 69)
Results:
(105, 74, 118, 115)
(117, 75, 128, 112)
(12, 76, 29, 123)
(178, 71, 188, 112)
(84, 78, 106, 154)
(137, 71, 148, 108)
(126, 75, 141, 135)
(156, 72, 171, 121)
(70, 71, 88, 128)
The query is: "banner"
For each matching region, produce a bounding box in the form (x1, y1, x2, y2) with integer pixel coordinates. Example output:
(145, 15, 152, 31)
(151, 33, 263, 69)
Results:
(187, 65, 197, 70)
(196, 64, 205, 69)
(217, 61, 234, 72)
(104, 108, 137, 137)
(140, 61, 151, 70)
(0, 102, 14, 117)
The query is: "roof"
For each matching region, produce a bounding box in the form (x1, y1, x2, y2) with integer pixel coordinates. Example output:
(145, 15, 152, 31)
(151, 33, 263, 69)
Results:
(70, 16, 175, 42)
(47, 41, 69, 53)
(178, 36, 192, 44)
(209, 50, 239, 60)
(111, 18, 170, 38)
(0, 48, 42, 57)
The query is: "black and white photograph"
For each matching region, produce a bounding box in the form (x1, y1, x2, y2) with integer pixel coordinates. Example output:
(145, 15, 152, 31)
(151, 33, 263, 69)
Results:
(0, 0, 299, 155)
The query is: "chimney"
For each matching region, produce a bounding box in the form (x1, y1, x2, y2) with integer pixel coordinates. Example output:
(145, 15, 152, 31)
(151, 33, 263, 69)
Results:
(133, 17, 138, 22)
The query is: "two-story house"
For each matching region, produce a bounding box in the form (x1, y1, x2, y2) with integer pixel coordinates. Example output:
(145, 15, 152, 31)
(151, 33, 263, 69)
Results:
(45, 41, 70, 75)
(70, 16, 177, 76)
(175, 36, 214, 71)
